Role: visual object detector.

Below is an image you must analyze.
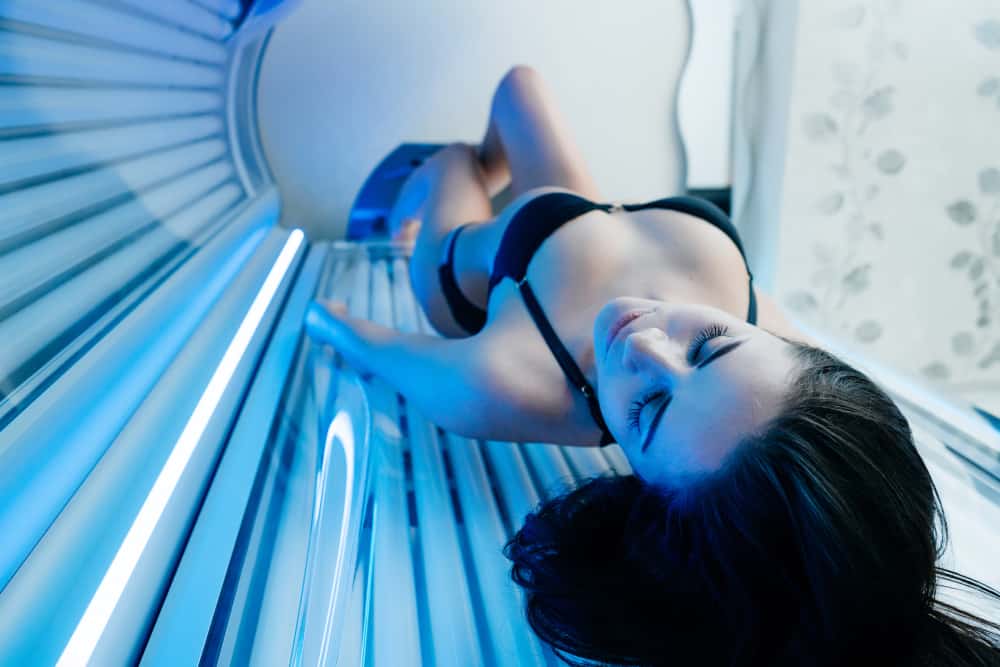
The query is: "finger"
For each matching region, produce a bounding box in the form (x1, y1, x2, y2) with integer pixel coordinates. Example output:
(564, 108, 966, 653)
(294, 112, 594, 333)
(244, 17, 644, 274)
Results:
(304, 300, 400, 379)
(317, 298, 348, 317)
(304, 300, 349, 347)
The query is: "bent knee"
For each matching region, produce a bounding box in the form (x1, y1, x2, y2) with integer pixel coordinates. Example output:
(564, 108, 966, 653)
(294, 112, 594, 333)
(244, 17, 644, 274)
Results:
(495, 65, 545, 108)
(500, 64, 541, 87)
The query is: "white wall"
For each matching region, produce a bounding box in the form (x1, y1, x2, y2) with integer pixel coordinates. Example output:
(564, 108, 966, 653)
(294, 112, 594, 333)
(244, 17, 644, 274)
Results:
(733, 0, 1000, 415)
(257, 0, 691, 241)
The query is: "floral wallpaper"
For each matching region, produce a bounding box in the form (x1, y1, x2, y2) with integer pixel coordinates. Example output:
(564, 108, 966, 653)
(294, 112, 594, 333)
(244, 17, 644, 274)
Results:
(770, 0, 1000, 415)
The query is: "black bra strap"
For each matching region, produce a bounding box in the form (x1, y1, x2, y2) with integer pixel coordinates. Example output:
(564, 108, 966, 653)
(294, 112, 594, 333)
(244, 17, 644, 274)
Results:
(518, 280, 616, 446)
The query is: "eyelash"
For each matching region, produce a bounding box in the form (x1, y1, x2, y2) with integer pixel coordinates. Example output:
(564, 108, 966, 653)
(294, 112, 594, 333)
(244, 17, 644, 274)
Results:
(687, 322, 730, 364)
(627, 389, 662, 433)
(625, 322, 730, 433)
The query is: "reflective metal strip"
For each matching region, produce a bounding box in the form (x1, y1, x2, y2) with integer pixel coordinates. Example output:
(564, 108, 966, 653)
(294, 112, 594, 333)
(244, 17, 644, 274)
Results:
(0, 229, 300, 666)
(107, 0, 234, 41)
(0, 140, 229, 249)
(0, 0, 227, 64)
(0, 191, 278, 594)
(141, 250, 329, 667)
(392, 257, 483, 666)
(68, 230, 303, 667)
(211, 251, 346, 667)
(0, 1, 273, 660)
(0, 30, 223, 87)
(0, 162, 237, 318)
(368, 258, 422, 667)
(0, 116, 224, 187)
(519, 442, 577, 501)
(480, 443, 542, 537)
(560, 445, 614, 481)
(906, 422, 1000, 593)
(0, 88, 222, 133)
(403, 412, 484, 665)
(207, 400, 302, 666)
(443, 433, 549, 666)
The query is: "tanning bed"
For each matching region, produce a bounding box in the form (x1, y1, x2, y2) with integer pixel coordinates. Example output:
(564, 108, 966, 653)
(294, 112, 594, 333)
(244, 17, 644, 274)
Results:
(0, 2, 998, 666)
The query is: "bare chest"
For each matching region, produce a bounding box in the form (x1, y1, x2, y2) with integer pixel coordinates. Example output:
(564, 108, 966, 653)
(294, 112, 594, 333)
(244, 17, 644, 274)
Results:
(486, 208, 752, 360)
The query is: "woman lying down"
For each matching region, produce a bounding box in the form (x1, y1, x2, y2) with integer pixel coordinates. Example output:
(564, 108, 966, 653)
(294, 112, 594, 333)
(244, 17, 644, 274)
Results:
(306, 66, 1000, 666)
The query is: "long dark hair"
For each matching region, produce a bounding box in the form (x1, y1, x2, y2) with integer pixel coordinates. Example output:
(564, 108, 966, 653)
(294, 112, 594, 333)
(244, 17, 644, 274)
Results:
(504, 342, 1000, 666)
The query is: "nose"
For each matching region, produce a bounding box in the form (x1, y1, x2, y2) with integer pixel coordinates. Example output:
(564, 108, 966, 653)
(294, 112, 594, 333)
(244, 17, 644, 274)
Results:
(621, 328, 687, 378)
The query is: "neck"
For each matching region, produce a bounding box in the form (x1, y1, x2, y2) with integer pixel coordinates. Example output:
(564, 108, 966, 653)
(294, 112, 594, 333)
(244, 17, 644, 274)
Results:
(558, 306, 602, 389)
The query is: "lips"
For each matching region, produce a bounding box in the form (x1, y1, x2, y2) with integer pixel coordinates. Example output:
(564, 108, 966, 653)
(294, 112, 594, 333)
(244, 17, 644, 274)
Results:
(604, 309, 652, 359)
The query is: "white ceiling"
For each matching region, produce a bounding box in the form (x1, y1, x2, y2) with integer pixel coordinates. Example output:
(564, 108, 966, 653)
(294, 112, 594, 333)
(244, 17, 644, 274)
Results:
(256, 0, 691, 240)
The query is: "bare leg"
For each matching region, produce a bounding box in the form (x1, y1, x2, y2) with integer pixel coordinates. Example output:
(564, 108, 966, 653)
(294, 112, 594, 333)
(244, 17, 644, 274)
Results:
(392, 67, 602, 336)
(401, 143, 495, 337)
(477, 112, 510, 198)
(477, 66, 601, 200)
(391, 65, 599, 242)
(386, 163, 431, 244)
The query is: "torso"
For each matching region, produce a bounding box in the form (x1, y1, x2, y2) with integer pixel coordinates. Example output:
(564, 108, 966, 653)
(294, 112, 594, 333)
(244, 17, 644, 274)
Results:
(469, 188, 756, 442)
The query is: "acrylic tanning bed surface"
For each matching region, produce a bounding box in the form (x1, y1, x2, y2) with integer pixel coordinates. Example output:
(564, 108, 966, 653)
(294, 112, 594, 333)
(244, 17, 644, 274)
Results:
(147, 241, 1000, 666)
(1, 237, 998, 664)
(0, 0, 998, 663)
(147, 241, 614, 666)
(146, 243, 1000, 665)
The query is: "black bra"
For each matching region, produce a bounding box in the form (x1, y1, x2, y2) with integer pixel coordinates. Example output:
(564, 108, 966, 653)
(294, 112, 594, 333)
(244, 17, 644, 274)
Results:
(437, 193, 757, 446)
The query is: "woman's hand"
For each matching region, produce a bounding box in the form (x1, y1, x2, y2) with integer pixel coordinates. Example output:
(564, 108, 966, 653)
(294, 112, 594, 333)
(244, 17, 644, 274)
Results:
(304, 299, 395, 379)
(303, 298, 550, 442)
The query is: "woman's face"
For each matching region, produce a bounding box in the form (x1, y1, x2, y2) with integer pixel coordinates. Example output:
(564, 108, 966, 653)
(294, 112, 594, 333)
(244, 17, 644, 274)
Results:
(593, 297, 797, 485)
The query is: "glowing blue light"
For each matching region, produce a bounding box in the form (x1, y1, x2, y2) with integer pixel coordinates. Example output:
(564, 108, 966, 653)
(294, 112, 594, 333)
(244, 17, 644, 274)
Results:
(56, 229, 304, 667)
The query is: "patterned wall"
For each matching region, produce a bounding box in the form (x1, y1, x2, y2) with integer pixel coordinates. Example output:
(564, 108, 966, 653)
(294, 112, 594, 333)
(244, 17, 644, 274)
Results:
(769, 0, 1000, 414)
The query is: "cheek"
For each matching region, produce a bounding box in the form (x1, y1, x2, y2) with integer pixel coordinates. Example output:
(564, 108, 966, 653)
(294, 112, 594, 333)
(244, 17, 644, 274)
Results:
(597, 377, 633, 436)
(596, 379, 620, 421)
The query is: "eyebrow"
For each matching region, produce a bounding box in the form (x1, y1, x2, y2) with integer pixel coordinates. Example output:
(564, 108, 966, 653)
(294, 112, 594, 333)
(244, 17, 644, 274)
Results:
(640, 338, 748, 453)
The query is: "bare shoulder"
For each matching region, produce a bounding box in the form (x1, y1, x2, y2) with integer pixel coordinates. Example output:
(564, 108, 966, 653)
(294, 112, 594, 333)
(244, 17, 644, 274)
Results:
(752, 287, 819, 346)
(466, 322, 602, 445)
(468, 320, 568, 420)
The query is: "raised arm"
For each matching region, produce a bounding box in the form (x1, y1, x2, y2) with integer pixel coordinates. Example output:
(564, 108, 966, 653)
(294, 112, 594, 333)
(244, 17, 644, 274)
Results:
(305, 300, 551, 442)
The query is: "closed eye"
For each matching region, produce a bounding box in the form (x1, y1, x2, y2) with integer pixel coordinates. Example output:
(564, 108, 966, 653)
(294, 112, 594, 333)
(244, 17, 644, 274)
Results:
(695, 339, 745, 369)
(687, 323, 729, 364)
(640, 397, 670, 452)
(627, 390, 665, 433)
(629, 324, 728, 435)
(638, 335, 749, 454)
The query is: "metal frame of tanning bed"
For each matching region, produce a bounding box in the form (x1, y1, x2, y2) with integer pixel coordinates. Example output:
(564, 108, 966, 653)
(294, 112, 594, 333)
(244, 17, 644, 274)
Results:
(57, 230, 304, 667)
(792, 315, 1000, 481)
(142, 244, 330, 666)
